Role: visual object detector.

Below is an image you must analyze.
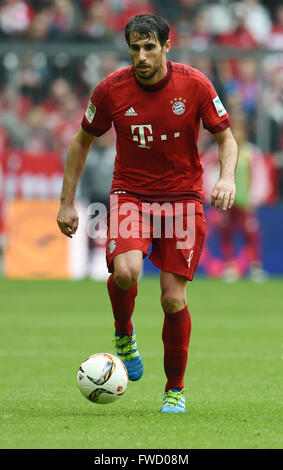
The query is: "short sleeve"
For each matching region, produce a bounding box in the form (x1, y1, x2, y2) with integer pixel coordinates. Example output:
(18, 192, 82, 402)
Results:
(81, 83, 112, 137)
(199, 79, 231, 134)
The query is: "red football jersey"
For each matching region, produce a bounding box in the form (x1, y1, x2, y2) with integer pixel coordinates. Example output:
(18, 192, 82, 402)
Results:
(81, 61, 231, 203)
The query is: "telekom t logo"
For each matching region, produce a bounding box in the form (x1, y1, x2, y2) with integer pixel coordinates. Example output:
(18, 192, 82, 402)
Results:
(131, 124, 181, 148)
(131, 124, 153, 149)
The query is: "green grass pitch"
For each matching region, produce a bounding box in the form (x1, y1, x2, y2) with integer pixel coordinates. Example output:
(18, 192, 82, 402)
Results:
(0, 276, 282, 449)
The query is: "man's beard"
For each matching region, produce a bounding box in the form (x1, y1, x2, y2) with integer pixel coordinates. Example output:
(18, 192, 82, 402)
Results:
(134, 55, 163, 82)
(134, 65, 157, 81)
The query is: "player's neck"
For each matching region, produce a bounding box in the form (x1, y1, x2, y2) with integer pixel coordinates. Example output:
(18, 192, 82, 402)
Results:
(134, 61, 168, 86)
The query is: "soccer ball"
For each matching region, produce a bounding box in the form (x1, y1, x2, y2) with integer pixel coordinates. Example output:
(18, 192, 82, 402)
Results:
(77, 353, 128, 404)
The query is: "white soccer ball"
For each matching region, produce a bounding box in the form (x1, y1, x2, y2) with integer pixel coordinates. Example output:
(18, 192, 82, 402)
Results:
(77, 353, 128, 404)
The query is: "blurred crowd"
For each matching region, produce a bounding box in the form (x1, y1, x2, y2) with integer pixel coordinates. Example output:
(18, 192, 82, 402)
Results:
(0, 0, 282, 48)
(0, 0, 282, 192)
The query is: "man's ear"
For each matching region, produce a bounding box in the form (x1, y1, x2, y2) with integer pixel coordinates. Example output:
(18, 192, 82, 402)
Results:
(164, 39, 171, 54)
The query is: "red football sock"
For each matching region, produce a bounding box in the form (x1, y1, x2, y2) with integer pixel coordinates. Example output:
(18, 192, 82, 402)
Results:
(107, 273, 137, 336)
(162, 305, 191, 392)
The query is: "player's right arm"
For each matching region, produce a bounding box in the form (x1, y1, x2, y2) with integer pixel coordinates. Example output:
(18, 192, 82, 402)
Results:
(57, 126, 96, 238)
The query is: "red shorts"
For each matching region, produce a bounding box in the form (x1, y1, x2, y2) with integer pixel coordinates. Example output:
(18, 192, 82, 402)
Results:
(106, 194, 206, 281)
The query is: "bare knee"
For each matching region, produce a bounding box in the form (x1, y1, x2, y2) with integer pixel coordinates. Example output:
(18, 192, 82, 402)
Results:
(160, 272, 187, 313)
(114, 266, 140, 290)
(161, 293, 186, 313)
(113, 250, 143, 290)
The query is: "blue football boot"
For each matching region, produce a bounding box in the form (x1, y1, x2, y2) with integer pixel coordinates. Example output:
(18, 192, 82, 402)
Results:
(160, 388, 186, 413)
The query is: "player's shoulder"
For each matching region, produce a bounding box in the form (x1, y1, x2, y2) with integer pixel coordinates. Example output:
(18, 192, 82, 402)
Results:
(170, 61, 213, 88)
(91, 65, 134, 102)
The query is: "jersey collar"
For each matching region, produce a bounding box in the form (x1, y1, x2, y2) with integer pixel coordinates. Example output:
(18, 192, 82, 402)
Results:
(134, 61, 172, 92)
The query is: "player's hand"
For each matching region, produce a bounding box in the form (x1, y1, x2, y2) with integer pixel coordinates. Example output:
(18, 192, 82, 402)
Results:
(57, 204, 79, 238)
(211, 177, 236, 211)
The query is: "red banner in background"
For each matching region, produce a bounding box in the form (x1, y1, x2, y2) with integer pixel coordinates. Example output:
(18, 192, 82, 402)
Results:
(2, 149, 64, 198)
(0, 149, 64, 233)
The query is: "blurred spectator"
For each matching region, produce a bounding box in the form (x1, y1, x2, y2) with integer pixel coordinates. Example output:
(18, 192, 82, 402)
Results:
(178, 10, 212, 51)
(261, 61, 283, 152)
(22, 77, 84, 152)
(48, 90, 85, 151)
(42, 77, 73, 113)
(230, 0, 272, 45)
(202, 118, 270, 282)
(266, 3, 283, 50)
(190, 10, 212, 50)
(215, 56, 261, 140)
(219, 120, 269, 282)
(235, 58, 261, 120)
(24, 106, 54, 152)
(27, 8, 53, 41)
(48, 0, 77, 40)
(216, 4, 258, 48)
(0, 83, 32, 147)
(201, 0, 233, 36)
(0, 0, 34, 37)
(215, 59, 238, 101)
(80, 128, 116, 279)
(12, 52, 50, 104)
(80, 130, 115, 207)
(78, 0, 115, 42)
(80, 53, 102, 89)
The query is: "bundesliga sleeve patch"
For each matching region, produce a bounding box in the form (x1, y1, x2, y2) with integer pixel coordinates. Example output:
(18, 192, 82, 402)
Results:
(85, 100, 96, 123)
(212, 96, 227, 117)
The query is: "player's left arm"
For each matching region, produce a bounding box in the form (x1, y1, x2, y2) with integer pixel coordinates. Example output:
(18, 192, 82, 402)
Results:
(211, 127, 238, 211)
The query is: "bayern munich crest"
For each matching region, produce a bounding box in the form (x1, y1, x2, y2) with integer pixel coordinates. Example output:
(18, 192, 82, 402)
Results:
(109, 239, 116, 254)
(171, 97, 186, 115)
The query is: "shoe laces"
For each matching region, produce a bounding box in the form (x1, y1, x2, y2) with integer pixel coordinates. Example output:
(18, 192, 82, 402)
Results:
(113, 334, 137, 359)
(163, 389, 185, 407)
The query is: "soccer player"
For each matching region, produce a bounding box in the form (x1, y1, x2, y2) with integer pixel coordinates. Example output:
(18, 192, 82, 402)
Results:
(57, 14, 238, 413)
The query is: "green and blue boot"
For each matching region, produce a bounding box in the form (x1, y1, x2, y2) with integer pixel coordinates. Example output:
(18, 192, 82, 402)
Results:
(160, 388, 186, 413)
(113, 325, 143, 381)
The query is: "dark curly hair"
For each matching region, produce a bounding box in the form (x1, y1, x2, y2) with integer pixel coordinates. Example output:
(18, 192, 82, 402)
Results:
(125, 14, 170, 47)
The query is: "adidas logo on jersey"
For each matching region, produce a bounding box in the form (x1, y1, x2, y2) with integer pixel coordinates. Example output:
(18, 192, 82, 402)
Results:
(125, 107, 137, 116)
